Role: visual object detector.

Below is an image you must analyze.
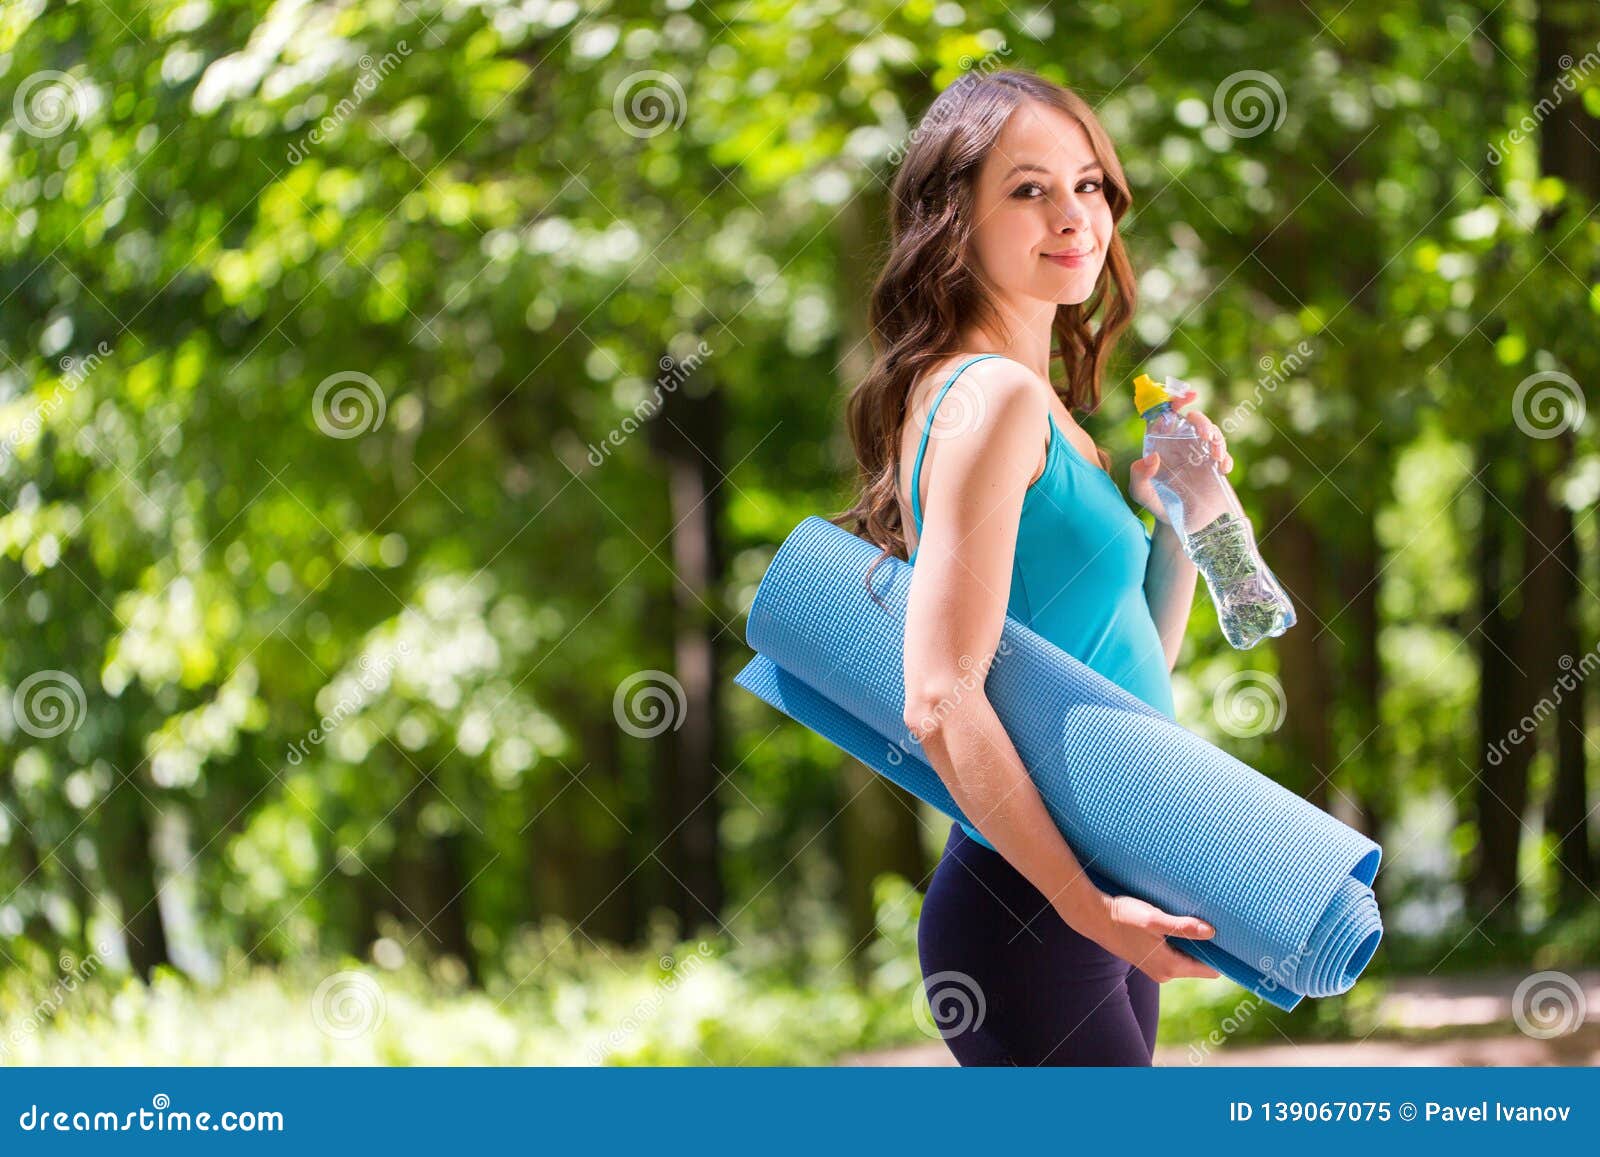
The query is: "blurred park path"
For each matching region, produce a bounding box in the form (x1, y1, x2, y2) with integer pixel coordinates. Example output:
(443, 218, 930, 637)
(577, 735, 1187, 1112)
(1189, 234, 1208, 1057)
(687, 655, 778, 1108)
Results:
(838, 971, 1600, 1067)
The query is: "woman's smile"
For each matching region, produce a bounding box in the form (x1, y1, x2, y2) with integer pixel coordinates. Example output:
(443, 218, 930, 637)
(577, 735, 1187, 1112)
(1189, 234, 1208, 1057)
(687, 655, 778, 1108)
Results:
(1042, 246, 1095, 268)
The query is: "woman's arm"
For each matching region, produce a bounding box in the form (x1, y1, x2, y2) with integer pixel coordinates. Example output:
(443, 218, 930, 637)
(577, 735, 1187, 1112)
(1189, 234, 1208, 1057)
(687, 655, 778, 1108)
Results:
(1143, 519, 1198, 672)
(902, 360, 1217, 981)
(903, 364, 1105, 927)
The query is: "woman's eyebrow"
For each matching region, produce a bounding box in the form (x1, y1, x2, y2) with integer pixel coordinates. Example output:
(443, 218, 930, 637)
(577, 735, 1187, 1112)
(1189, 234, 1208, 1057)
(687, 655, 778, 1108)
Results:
(1003, 160, 1104, 178)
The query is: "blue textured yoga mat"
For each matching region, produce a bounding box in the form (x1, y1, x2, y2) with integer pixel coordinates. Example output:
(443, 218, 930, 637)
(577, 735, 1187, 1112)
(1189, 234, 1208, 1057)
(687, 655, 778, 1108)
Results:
(732, 515, 1383, 1012)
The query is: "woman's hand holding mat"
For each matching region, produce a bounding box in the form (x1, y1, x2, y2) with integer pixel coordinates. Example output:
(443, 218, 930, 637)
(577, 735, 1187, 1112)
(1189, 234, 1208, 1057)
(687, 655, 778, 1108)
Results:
(1088, 894, 1221, 983)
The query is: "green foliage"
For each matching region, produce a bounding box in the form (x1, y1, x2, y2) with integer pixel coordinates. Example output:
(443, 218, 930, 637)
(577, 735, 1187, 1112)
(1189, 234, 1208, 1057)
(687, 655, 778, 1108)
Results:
(3, 874, 939, 1065)
(1, 0, 1596, 1060)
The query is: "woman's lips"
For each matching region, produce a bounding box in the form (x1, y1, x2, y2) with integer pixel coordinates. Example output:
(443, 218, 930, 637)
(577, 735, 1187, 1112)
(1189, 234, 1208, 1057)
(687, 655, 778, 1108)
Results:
(1042, 248, 1095, 267)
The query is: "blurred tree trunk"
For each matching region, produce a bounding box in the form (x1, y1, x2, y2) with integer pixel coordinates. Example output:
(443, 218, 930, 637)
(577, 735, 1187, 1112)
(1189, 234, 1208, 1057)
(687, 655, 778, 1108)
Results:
(64, 847, 96, 960)
(1466, 0, 1598, 925)
(1326, 0, 1393, 852)
(1244, 7, 1384, 826)
(1460, 0, 1513, 921)
(1332, 512, 1384, 844)
(1469, 432, 1523, 920)
(528, 695, 637, 945)
(1264, 498, 1333, 809)
(101, 757, 170, 979)
(1502, 448, 1565, 914)
(648, 366, 727, 935)
(350, 864, 382, 958)
(426, 829, 481, 986)
(1533, 0, 1599, 910)
(637, 580, 681, 925)
(835, 181, 926, 973)
(1547, 480, 1593, 910)
(391, 784, 480, 984)
(0, 776, 55, 951)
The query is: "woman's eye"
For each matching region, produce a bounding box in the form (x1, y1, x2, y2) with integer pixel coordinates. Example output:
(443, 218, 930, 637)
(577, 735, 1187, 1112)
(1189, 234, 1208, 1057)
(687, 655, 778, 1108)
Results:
(1013, 178, 1104, 199)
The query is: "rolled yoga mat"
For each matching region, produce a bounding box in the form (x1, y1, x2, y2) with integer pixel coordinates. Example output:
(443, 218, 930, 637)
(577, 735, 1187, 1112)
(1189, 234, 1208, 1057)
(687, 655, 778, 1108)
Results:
(732, 514, 1383, 1012)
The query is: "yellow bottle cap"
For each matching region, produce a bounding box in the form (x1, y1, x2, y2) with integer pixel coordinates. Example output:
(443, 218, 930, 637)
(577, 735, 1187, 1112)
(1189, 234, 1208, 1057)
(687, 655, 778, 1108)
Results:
(1133, 372, 1171, 415)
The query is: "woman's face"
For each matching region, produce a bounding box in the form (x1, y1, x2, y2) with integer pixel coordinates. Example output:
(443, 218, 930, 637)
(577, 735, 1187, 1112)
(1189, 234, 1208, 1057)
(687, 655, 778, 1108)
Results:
(965, 101, 1114, 308)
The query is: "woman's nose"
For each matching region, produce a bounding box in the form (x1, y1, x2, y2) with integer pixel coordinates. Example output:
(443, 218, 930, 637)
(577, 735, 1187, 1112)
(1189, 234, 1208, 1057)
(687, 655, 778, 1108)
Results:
(1054, 200, 1089, 233)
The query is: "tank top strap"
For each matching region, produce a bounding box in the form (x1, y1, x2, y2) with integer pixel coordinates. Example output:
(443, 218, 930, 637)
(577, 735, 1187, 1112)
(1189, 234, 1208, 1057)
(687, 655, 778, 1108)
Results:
(910, 353, 1004, 534)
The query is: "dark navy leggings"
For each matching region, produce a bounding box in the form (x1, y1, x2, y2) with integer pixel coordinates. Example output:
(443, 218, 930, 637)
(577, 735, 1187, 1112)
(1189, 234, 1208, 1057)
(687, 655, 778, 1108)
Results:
(917, 821, 1159, 1065)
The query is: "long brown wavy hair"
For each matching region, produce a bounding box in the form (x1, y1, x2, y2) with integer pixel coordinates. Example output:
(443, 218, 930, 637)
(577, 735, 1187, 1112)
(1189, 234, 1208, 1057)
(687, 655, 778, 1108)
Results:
(831, 69, 1139, 591)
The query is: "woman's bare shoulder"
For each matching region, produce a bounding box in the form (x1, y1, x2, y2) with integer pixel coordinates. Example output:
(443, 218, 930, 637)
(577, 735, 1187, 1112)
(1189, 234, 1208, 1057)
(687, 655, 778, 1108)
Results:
(910, 351, 1052, 415)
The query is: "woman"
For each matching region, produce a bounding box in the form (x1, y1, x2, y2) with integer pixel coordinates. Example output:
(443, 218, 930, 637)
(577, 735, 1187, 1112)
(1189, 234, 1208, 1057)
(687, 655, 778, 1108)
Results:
(837, 69, 1234, 1065)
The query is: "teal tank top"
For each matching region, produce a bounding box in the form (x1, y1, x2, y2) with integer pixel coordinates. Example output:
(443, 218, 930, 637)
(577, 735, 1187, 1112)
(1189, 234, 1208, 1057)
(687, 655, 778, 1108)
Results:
(906, 353, 1177, 851)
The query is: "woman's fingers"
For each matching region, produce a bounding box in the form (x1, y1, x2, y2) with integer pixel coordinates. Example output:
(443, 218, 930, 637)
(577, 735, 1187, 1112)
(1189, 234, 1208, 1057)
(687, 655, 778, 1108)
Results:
(1150, 944, 1221, 982)
(1183, 406, 1230, 468)
(1154, 911, 1215, 938)
(1152, 912, 1222, 980)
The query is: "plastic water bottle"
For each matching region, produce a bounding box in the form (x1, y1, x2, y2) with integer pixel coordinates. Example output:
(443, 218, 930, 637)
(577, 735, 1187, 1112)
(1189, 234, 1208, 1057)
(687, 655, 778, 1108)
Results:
(1134, 372, 1296, 650)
